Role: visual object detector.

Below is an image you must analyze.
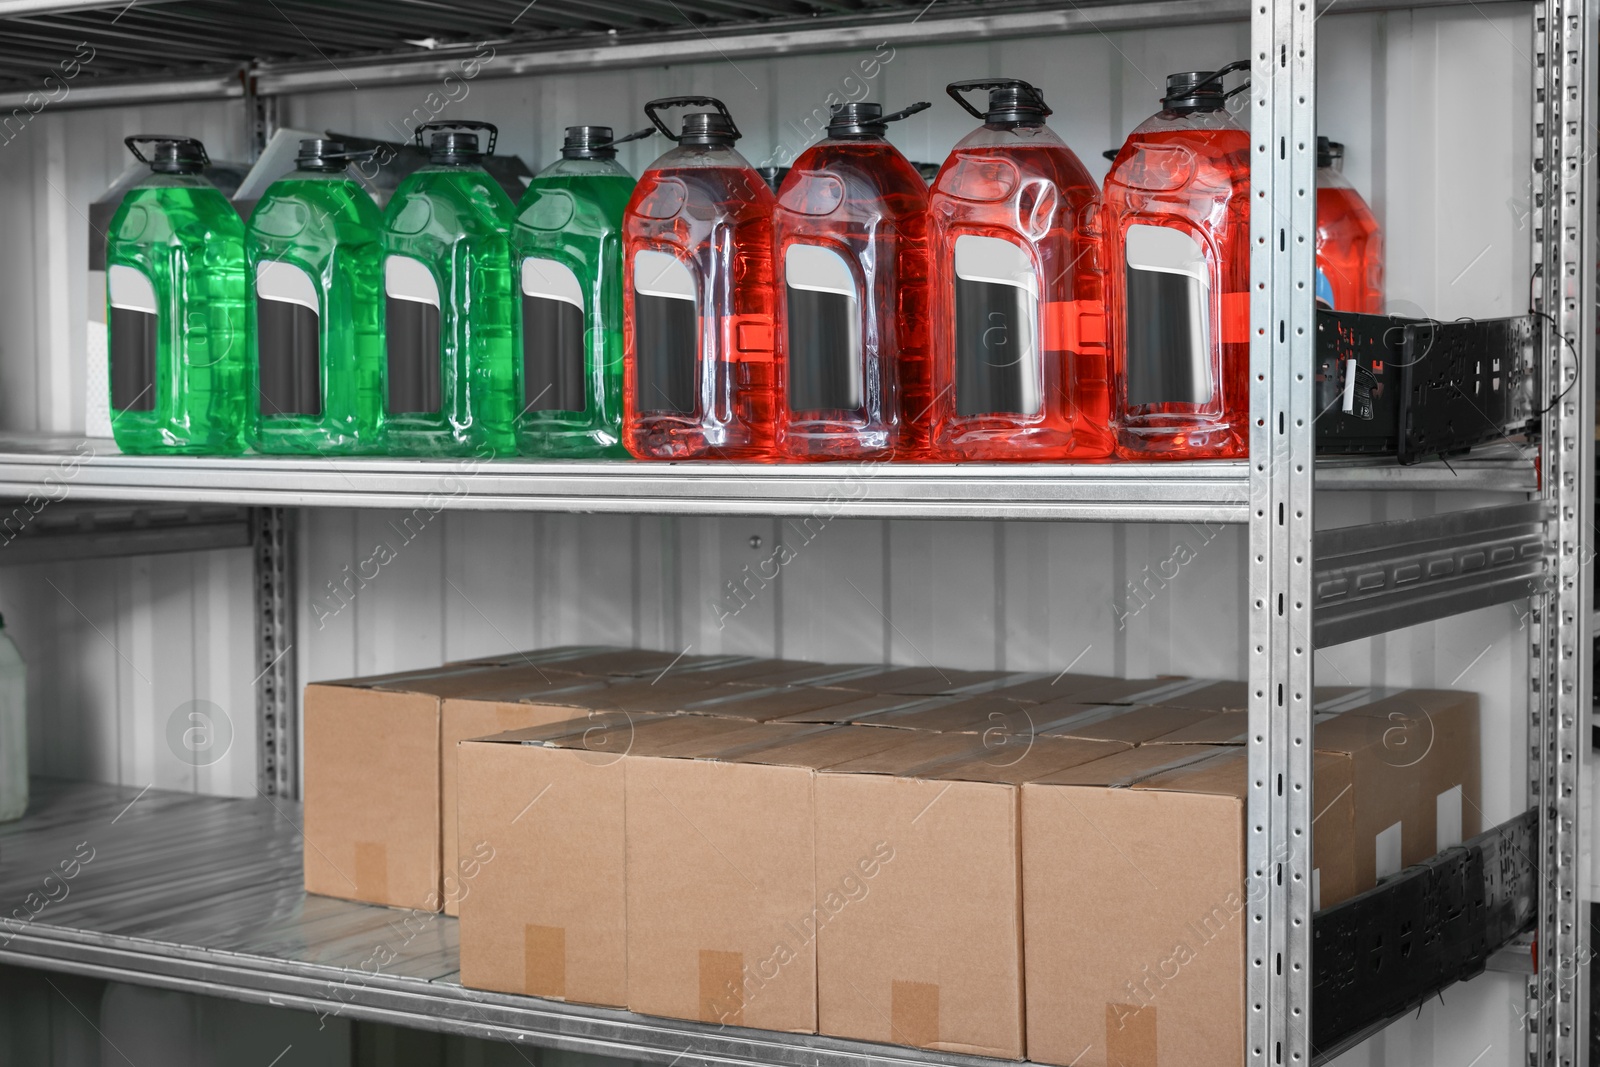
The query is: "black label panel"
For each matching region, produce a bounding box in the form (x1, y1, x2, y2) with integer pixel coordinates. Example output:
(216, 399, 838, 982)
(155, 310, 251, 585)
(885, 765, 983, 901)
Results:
(634, 294, 697, 414)
(1124, 267, 1210, 407)
(786, 287, 857, 413)
(954, 277, 1036, 417)
(110, 306, 157, 412)
(522, 295, 586, 413)
(386, 296, 442, 414)
(257, 298, 322, 416)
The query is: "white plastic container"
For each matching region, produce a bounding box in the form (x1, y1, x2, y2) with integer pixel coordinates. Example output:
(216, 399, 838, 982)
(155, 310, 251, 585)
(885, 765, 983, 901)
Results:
(0, 615, 28, 822)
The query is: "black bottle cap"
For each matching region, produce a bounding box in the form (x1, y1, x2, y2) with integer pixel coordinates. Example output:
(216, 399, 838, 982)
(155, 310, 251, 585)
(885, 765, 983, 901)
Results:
(829, 101, 886, 139)
(680, 112, 738, 147)
(826, 99, 931, 140)
(430, 131, 482, 164)
(946, 80, 1051, 127)
(1162, 60, 1249, 114)
(415, 121, 498, 165)
(644, 96, 742, 147)
(986, 84, 1049, 124)
(124, 135, 208, 175)
(1317, 135, 1344, 169)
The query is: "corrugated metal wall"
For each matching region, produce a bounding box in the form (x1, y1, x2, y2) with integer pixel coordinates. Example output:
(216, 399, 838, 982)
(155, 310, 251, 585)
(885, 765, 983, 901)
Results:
(0, 4, 1540, 1064)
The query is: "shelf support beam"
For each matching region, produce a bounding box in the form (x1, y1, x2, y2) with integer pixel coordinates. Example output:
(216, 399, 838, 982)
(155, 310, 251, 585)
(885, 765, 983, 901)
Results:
(1310, 501, 1553, 648)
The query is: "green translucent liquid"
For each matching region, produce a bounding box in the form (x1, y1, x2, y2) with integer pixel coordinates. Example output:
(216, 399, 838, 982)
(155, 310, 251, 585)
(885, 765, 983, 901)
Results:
(247, 171, 385, 454)
(106, 176, 248, 454)
(383, 165, 517, 457)
(511, 156, 635, 458)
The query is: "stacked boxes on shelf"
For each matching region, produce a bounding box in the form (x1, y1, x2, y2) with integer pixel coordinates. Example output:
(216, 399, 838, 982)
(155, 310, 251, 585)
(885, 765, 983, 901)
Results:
(300, 646, 1480, 1067)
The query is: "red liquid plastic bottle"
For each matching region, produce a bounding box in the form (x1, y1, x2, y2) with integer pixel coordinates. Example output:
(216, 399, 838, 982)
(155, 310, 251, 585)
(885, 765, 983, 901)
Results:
(1105, 63, 1251, 460)
(622, 96, 777, 460)
(773, 100, 933, 460)
(927, 79, 1111, 461)
(1315, 137, 1385, 313)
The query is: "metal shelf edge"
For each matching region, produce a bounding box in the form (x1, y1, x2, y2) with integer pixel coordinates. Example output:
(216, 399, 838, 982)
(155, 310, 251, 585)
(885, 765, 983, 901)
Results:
(0, 928, 1024, 1067)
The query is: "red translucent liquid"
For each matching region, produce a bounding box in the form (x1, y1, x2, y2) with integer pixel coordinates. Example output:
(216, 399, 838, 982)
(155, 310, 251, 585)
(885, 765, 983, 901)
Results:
(1316, 173, 1384, 313)
(927, 126, 1112, 461)
(773, 139, 931, 460)
(1105, 122, 1251, 460)
(622, 151, 778, 460)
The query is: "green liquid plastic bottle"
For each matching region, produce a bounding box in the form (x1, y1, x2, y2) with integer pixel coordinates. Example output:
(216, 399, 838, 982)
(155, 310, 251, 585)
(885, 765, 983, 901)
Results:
(105, 135, 247, 454)
(511, 125, 648, 458)
(246, 139, 386, 454)
(383, 122, 517, 457)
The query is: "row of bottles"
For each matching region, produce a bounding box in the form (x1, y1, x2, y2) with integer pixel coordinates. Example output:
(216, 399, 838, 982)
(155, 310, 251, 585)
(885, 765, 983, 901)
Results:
(105, 70, 1384, 462)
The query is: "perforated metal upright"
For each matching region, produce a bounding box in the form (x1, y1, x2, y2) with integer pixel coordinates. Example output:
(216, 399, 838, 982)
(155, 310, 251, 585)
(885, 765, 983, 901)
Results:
(1528, 0, 1596, 1062)
(1247, 0, 1318, 1063)
(1246, 0, 1597, 1064)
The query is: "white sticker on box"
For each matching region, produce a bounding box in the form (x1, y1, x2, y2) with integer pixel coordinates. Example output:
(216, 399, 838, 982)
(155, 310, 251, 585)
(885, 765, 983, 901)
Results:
(1375, 820, 1403, 880)
(1437, 785, 1463, 850)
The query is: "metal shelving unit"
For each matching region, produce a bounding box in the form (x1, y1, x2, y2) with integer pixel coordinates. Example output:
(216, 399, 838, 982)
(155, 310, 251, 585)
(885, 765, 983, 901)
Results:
(0, 0, 1589, 1064)
(0, 435, 1538, 521)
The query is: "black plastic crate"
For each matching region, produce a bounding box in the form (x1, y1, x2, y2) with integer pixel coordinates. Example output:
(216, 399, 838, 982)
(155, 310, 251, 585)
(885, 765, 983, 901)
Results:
(1311, 808, 1536, 1061)
(1314, 310, 1532, 464)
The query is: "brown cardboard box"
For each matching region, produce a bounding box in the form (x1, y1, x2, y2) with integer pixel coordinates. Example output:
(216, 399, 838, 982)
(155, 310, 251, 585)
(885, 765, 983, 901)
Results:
(1145, 687, 1481, 891)
(624, 724, 915, 1032)
(439, 668, 645, 916)
(449, 645, 767, 680)
(839, 694, 1225, 746)
(302, 664, 586, 911)
(814, 732, 1127, 1058)
(771, 693, 962, 725)
(1022, 746, 1357, 1067)
(816, 665, 1024, 697)
(457, 716, 780, 1006)
(679, 682, 866, 722)
(978, 672, 1182, 705)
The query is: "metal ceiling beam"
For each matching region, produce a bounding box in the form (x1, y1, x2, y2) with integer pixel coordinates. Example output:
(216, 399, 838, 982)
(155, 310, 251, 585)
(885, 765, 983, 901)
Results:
(0, 0, 1525, 107)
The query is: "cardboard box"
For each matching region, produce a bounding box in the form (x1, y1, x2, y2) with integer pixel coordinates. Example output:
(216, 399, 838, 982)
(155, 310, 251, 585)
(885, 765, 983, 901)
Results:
(454, 646, 761, 681)
(814, 732, 1127, 1058)
(625, 724, 915, 1032)
(457, 715, 779, 1007)
(679, 682, 872, 722)
(772, 693, 967, 725)
(839, 694, 1226, 746)
(302, 664, 607, 912)
(439, 667, 642, 916)
(978, 672, 1184, 705)
(1145, 687, 1481, 890)
(816, 665, 1026, 697)
(1022, 746, 1357, 1067)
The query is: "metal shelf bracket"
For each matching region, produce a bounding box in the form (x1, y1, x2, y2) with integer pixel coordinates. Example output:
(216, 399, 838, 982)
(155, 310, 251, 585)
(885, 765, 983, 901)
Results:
(1312, 501, 1554, 647)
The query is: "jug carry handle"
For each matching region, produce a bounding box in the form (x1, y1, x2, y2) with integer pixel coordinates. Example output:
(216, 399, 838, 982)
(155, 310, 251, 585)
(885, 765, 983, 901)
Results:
(603, 127, 657, 149)
(643, 96, 739, 142)
(945, 79, 1052, 120)
(880, 101, 932, 124)
(414, 120, 498, 156)
(124, 135, 209, 167)
(1193, 59, 1252, 100)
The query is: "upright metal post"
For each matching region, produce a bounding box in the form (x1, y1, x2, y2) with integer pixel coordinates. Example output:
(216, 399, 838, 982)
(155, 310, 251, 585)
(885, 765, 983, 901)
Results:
(255, 507, 297, 799)
(1529, 0, 1595, 1061)
(1247, 0, 1317, 1064)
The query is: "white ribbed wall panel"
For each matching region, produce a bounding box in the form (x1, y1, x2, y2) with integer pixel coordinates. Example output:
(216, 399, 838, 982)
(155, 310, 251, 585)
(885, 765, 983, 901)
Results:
(0, 5, 1540, 1063)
